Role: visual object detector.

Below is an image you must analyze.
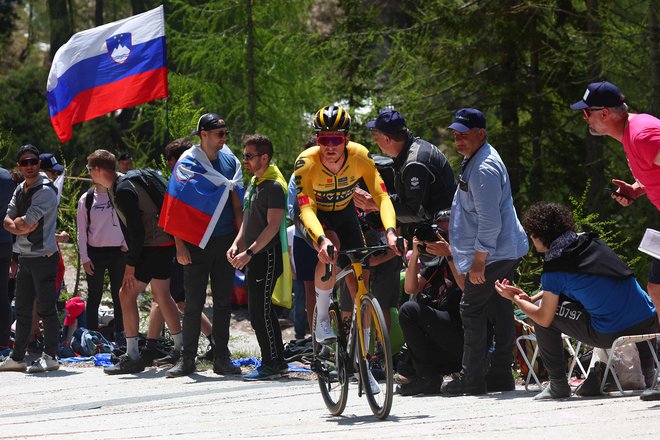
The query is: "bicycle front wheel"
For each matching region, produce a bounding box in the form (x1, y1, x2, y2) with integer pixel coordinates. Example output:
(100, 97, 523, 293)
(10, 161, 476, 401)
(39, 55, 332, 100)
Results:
(313, 303, 349, 416)
(357, 294, 394, 420)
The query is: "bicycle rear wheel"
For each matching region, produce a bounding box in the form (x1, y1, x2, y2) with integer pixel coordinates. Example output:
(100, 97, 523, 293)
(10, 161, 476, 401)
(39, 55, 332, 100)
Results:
(313, 303, 349, 416)
(357, 294, 394, 420)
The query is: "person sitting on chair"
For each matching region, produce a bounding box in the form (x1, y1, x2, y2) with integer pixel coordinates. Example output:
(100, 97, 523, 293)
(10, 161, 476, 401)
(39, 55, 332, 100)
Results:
(495, 202, 660, 400)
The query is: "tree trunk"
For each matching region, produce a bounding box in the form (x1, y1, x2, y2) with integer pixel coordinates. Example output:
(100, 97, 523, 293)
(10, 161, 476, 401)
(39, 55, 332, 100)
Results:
(529, 14, 543, 202)
(95, 0, 104, 26)
(246, 0, 256, 132)
(499, 46, 522, 196)
(48, 0, 73, 61)
(649, 3, 660, 115)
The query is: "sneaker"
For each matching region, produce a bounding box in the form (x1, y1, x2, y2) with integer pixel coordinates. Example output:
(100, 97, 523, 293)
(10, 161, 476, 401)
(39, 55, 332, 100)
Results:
(640, 388, 660, 401)
(153, 348, 181, 367)
(318, 345, 333, 360)
(440, 372, 487, 395)
(533, 378, 571, 400)
(166, 357, 196, 378)
(0, 357, 27, 372)
(366, 368, 381, 395)
(140, 346, 166, 367)
(104, 354, 145, 375)
(27, 354, 60, 373)
(315, 318, 336, 345)
(213, 356, 242, 375)
(575, 362, 604, 397)
(398, 376, 443, 396)
(243, 364, 282, 381)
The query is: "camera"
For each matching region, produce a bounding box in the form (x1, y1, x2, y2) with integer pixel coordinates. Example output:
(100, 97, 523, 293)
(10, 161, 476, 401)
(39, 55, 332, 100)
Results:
(413, 223, 446, 255)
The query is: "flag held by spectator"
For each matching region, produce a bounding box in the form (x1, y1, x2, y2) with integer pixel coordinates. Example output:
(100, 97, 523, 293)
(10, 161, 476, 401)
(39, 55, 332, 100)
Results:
(159, 146, 243, 249)
(47, 6, 168, 143)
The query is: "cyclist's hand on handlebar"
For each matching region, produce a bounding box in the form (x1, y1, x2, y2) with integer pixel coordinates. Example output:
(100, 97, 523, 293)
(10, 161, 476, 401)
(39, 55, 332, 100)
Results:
(387, 230, 402, 256)
(318, 238, 337, 265)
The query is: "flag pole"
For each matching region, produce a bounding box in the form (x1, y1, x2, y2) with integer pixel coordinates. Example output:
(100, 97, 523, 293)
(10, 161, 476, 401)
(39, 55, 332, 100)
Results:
(165, 97, 170, 147)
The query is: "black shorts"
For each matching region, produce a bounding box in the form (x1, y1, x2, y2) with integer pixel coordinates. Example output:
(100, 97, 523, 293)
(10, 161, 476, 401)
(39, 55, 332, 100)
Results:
(169, 259, 185, 302)
(134, 246, 176, 284)
(293, 235, 317, 281)
(370, 256, 402, 309)
(299, 203, 365, 268)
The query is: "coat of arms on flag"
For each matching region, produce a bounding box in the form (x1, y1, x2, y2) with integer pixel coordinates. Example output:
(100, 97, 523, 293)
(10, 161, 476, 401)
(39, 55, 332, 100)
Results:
(107, 33, 132, 64)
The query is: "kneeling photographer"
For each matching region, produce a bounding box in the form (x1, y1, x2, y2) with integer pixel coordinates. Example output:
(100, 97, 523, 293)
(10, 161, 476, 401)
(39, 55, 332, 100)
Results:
(397, 221, 465, 396)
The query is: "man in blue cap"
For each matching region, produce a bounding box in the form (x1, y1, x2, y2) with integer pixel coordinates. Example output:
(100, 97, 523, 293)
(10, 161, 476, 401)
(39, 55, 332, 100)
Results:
(571, 81, 660, 401)
(440, 108, 528, 395)
(356, 109, 457, 225)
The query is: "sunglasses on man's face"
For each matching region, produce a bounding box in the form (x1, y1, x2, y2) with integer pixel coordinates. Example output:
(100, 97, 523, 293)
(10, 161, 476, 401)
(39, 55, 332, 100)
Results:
(243, 152, 264, 161)
(18, 158, 39, 167)
(582, 107, 605, 118)
(317, 135, 345, 147)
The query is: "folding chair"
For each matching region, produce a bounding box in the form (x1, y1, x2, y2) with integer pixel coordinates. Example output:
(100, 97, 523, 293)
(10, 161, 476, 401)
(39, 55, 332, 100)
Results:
(599, 333, 660, 396)
(515, 320, 587, 391)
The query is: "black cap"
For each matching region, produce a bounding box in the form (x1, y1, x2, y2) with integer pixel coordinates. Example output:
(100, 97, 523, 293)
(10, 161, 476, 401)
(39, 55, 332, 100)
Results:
(117, 152, 132, 161)
(192, 113, 226, 135)
(366, 109, 407, 135)
(570, 81, 625, 110)
(16, 144, 40, 161)
(39, 153, 64, 172)
(448, 108, 486, 133)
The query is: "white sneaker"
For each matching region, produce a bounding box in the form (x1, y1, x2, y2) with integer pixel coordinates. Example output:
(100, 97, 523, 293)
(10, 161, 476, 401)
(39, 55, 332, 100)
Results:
(27, 354, 60, 373)
(315, 319, 336, 345)
(367, 368, 381, 395)
(0, 356, 27, 372)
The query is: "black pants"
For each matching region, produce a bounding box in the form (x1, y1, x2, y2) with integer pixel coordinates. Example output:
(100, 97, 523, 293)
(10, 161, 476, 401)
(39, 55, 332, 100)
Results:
(460, 259, 520, 379)
(399, 299, 463, 377)
(12, 253, 59, 360)
(182, 233, 235, 360)
(535, 300, 660, 379)
(0, 241, 11, 347)
(246, 247, 284, 368)
(85, 246, 126, 332)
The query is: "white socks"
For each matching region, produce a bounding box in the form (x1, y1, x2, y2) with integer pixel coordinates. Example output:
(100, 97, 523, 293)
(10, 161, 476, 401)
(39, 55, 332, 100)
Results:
(172, 332, 183, 351)
(315, 288, 333, 323)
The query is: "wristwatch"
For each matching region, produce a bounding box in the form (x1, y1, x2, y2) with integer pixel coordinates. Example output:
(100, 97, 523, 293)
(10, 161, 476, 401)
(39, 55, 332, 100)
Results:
(246, 248, 254, 257)
(446, 255, 453, 262)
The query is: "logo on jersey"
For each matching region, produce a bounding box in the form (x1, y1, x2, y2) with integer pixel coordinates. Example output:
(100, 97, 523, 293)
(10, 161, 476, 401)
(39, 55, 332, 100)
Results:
(380, 182, 387, 192)
(338, 177, 348, 185)
(298, 194, 310, 206)
(294, 159, 306, 171)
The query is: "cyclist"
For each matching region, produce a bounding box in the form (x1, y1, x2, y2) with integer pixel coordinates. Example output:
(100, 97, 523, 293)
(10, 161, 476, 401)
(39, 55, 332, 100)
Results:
(294, 105, 399, 346)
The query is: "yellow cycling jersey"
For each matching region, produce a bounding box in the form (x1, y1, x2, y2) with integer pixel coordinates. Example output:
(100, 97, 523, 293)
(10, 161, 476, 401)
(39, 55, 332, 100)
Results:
(294, 141, 396, 243)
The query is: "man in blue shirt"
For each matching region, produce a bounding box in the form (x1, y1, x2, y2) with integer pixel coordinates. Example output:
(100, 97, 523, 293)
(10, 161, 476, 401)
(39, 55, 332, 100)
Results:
(442, 108, 529, 395)
(495, 202, 659, 399)
(166, 113, 244, 377)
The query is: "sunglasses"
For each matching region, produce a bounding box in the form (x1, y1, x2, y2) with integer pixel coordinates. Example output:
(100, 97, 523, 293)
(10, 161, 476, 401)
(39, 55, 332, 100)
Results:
(317, 135, 345, 147)
(582, 107, 605, 118)
(210, 129, 229, 137)
(86, 164, 95, 173)
(243, 152, 264, 161)
(18, 158, 39, 167)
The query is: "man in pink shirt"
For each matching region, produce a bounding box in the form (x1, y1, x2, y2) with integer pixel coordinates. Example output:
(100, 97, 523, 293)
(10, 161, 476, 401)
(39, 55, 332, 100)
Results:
(571, 81, 660, 400)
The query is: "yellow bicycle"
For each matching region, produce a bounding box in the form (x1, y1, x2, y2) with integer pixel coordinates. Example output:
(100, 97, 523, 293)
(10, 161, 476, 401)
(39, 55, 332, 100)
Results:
(312, 239, 402, 420)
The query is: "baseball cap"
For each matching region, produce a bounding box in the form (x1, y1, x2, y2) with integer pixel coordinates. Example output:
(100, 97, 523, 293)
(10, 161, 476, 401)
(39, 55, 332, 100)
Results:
(16, 144, 40, 161)
(63, 297, 86, 327)
(366, 109, 407, 135)
(192, 113, 226, 135)
(570, 81, 625, 110)
(448, 108, 486, 133)
(117, 152, 132, 161)
(39, 153, 65, 172)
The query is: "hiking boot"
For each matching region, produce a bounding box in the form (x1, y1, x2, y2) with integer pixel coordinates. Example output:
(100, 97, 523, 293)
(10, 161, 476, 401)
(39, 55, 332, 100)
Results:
(398, 376, 443, 396)
(534, 378, 571, 400)
(27, 354, 60, 373)
(213, 356, 242, 375)
(314, 318, 336, 346)
(640, 388, 660, 401)
(166, 357, 196, 378)
(196, 344, 214, 363)
(441, 372, 487, 395)
(243, 364, 282, 381)
(276, 361, 290, 375)
(575, 362, 604, 397)
(104, 354, 145, 375)
(486, 369, 515, 392)
(0, 357, 27, 372)
(153, 348, 181, 367)
(140, 346, 165, 367)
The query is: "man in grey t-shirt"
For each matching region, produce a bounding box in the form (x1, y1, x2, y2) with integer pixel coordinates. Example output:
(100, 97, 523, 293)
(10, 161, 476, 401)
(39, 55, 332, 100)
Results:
(0, 144, 60, 374)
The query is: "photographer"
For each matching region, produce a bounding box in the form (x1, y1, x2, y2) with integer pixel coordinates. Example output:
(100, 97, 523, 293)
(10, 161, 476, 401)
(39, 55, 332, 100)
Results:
(397, 223, 464, 396)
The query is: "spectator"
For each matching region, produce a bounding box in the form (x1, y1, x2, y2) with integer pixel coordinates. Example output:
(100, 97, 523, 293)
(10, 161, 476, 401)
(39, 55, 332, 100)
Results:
(0, 167, 13, 359)
(228, 134, 288, 380)
(160, 116, 244, 378)
(0, 145, 60, 373)
(87, 149, 183, 375)
(117, 152, 133, 173)
(441, 108, 529, 395)
(76, 180, 127, 344)
(397, 221, 464, 396)
(495, 202, 659, 399)
(355, 109, 456, 226)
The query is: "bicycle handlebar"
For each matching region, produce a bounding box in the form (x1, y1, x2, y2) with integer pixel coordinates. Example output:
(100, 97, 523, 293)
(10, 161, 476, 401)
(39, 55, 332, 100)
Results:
(321, 245, 335, 282)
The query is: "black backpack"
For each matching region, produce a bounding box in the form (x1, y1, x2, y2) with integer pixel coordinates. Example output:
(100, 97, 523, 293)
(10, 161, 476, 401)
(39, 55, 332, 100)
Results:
(118, 168, 167, 209)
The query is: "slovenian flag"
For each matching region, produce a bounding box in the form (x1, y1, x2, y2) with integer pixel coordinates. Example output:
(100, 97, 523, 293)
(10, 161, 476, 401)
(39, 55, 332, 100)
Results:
(47, 6, 168, 143)
(159, 146, 243, 249)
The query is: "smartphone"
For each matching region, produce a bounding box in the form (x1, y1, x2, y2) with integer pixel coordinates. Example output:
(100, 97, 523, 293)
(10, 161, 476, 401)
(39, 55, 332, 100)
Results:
(604, 188, 634, 201)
